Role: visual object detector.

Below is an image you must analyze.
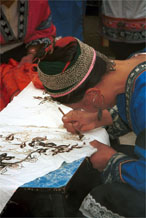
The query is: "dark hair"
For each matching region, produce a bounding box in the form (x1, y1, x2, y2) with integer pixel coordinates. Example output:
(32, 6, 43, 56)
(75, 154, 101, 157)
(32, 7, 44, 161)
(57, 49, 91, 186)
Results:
(43, 41, 78, 62)
(44, 40, 112, 104)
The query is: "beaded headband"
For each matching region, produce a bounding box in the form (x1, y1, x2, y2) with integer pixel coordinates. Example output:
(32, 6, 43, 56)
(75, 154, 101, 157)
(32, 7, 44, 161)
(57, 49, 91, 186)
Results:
(38, 38, 96, 97)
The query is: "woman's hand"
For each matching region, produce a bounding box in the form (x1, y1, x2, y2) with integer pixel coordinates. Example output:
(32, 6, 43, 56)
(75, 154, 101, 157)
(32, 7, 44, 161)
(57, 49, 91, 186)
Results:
(90, 140, 117, 171)
(18, 54, 34, 67)
(62, 110, 99, 133)
(62, 109, 113, 134)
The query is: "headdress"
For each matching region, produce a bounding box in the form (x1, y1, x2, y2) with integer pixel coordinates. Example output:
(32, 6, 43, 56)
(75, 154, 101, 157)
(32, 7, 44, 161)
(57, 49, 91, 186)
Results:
(38, 37, 96, 97)
(38, 37, 115, 98)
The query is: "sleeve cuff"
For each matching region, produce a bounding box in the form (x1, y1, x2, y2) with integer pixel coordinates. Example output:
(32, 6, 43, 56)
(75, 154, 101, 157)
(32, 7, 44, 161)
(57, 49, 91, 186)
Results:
(101, 153, 131, 184)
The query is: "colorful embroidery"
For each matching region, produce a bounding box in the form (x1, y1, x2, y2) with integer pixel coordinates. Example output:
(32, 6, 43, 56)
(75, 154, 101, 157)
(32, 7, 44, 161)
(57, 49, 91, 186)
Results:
(102, 15, 146, 43)
(0, 9, 16, 42)
(0, 0, 28, 42)
(102, 153, 129, 184)
(125, 61, 146, 129)
(107, 106, 131, 139)
(26, 38, 51, 48)
(17, 0, 28, 40)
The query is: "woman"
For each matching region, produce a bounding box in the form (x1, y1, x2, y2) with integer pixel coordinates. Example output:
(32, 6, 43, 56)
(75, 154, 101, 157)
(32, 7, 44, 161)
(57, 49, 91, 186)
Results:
(37, 36, 146, 217)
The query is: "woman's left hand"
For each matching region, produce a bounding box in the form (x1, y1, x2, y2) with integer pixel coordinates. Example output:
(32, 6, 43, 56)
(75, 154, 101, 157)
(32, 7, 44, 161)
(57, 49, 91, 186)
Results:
(90, 140, 117, 172)
(18, 54, 34, 67)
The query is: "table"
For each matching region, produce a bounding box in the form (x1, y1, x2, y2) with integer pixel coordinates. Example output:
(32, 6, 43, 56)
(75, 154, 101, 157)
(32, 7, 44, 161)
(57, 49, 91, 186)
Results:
(0, 83, 109, 216)
(1, 157, 102, 217)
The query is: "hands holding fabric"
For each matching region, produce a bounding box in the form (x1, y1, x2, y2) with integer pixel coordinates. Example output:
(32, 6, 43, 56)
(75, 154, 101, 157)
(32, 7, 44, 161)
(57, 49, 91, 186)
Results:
(18, 54, 34, 67)
(62, 109, 113, 133)
(62, 110, 99, 133)
(89, 140, 116, 171)
(62, 109, 115, 171)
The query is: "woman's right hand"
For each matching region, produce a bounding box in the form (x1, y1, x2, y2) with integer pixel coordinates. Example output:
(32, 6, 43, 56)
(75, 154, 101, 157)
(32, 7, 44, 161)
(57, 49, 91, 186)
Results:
(62, 110, 99, 133)
(62, 109, 113, 134)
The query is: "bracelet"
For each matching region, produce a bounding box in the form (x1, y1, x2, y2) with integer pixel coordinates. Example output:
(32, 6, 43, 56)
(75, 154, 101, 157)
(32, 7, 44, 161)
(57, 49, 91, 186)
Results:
(97, 109, 102, 121)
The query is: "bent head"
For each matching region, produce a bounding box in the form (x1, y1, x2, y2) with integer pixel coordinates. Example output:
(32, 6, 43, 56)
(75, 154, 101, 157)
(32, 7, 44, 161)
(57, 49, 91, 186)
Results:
(38, 37, 115, 112)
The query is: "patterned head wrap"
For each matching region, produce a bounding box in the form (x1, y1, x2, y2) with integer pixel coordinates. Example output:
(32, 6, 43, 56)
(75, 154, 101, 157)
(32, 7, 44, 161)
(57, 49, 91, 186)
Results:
(38, 37, 96, 97)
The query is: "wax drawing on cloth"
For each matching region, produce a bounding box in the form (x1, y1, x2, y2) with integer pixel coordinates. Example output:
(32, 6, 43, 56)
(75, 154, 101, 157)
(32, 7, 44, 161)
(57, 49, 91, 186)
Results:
(0, 130, 90, 175)
(0, 83, 110, 213)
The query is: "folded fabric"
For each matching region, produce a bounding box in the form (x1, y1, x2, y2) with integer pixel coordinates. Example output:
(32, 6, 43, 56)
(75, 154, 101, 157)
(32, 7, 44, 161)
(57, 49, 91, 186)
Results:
(0, 59, 44, 111)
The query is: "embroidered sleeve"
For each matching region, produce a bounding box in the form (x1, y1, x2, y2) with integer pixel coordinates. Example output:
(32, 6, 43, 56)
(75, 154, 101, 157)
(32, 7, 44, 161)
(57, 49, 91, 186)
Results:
(24, 0, 56, 49)
(36, 15, 52, 31)
(102, 130, 146, 192)
(121, 129, 146, 192)
(25, 14, 53, 48)
(106, 106, 131, 139)
(101, 153, 133, 184)
(25, 38, 51, 48)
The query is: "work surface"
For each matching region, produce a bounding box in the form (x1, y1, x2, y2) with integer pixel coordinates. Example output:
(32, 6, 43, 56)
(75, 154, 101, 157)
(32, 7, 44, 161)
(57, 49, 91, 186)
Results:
(0, 83, 110, 213)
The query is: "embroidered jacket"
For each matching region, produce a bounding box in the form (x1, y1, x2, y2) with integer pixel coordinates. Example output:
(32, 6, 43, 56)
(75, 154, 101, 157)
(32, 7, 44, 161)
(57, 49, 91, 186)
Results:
(103, 57, 146, 192)
(0, 0, 56, 48)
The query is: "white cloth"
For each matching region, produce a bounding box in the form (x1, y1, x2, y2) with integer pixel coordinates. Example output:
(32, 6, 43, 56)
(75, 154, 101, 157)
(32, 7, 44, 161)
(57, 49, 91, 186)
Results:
(0, 83, 110, 213)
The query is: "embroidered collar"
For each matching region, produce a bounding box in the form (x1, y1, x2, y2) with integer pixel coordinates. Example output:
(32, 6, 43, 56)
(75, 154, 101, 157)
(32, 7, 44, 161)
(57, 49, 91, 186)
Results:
(125, 61, 146, 129)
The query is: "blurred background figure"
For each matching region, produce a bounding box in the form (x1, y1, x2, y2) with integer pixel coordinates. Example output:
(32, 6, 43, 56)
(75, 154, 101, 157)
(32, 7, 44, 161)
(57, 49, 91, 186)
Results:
(0, 0, 56, 111)
(101, 0, 146, 59)
(0, 0, 56, 64)
(49, 0, 86, 41)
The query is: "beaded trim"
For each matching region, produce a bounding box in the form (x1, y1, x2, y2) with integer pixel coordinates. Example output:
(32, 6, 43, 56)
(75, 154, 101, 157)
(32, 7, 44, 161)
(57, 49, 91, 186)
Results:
(107, 106, 131, 139)
(102, 15, 146, 43)
(0, 0, 28, 42)
(17, 0, 28, 40)
(26, 38, 51, 48)
(38, 39, 96, 96)
(0, 8, 16, 42)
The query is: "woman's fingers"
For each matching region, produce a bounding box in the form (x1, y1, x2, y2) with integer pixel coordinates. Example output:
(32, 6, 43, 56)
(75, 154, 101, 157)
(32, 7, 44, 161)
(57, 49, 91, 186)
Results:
(64, 122, 77, 134)
(81, 122, 97, 132)
(62, 110, 99, 133)
(62, 110, 80, 123)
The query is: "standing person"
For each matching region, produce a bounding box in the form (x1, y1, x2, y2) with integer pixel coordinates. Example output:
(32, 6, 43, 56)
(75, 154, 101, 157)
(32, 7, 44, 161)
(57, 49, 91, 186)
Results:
(101, 0, 146, 59)
(0, 0, 56, 110)
(37, 36, 145, 217)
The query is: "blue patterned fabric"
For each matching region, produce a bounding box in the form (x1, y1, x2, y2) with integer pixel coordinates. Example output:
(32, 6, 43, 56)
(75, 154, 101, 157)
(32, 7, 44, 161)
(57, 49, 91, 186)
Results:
(22, 158, 84, 188)
(103, 63, 146, 192)
(121, 70, 146, 191)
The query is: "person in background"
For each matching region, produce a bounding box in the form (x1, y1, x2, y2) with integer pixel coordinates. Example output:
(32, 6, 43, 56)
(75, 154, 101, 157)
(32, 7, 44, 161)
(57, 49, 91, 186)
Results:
(100, 0, 146, 59)
(0, 0, 56, 110)
(37, 36, 145, 217)
(0, 0, 56, 63)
